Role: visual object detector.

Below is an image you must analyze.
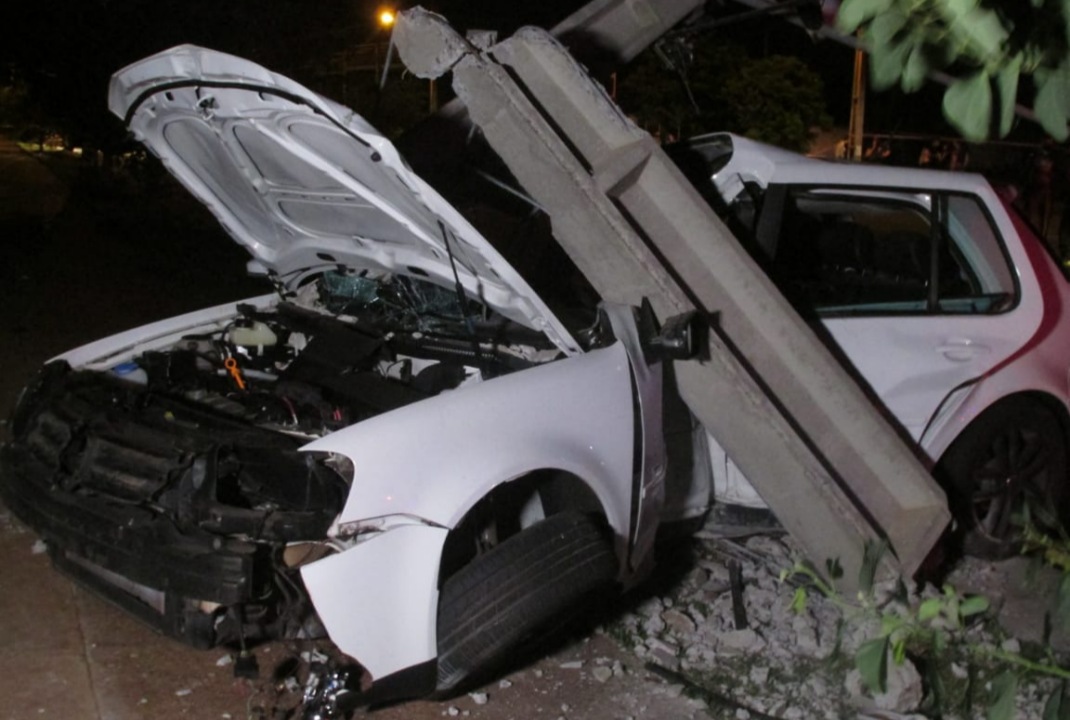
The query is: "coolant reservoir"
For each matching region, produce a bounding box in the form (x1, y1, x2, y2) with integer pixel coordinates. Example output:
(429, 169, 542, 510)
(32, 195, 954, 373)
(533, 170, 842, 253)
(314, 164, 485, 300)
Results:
(227, 321, 278, 348)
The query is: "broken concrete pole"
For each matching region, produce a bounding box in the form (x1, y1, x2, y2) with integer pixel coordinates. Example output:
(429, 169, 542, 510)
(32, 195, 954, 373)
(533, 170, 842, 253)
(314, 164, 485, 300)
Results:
(391, 9, 470, 79)
(397, 0, 705, 173)
(394, 10, 949, 585)
(548, 0, 705, 69)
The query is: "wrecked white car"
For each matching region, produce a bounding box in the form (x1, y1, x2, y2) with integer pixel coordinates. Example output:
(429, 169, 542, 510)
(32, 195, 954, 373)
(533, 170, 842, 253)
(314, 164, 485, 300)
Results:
(0, 46, 700, 703)
(6, 38, 1070, 711)
(680, 133, 1070, 559)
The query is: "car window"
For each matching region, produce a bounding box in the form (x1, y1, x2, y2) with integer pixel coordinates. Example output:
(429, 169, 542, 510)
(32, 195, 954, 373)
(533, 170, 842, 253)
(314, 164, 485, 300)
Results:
(758, 187, 1016, 317)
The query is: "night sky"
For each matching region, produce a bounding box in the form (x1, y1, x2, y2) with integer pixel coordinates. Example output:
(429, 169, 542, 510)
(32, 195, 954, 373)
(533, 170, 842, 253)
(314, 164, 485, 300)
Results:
(1, 0, 981, 149)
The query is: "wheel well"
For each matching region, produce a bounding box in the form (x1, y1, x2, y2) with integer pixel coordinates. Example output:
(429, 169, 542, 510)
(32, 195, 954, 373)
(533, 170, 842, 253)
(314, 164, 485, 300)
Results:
(437, 471, 607, 587)
(936, 390, 1070, 470)
(930, 390, 1070, 559)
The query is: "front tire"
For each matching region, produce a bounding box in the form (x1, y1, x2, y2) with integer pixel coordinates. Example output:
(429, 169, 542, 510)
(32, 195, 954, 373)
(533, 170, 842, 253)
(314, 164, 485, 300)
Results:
(434, 512, 617, 695)
(937, 397, 1068, 559)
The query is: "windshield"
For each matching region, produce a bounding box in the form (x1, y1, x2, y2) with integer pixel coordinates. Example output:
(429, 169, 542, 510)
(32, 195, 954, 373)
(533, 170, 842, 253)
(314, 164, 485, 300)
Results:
(318, 271, 485, 333)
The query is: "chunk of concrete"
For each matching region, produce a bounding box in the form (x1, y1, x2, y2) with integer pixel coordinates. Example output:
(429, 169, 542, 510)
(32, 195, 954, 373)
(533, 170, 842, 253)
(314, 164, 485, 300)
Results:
(390, 8, 468, 79)
(394, 11, 949, 587)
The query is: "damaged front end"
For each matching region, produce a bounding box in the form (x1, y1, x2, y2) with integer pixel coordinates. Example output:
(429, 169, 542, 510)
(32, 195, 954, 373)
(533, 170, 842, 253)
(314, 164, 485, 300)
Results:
(0, 271, 559, 651)
(1, 359, 350, 648)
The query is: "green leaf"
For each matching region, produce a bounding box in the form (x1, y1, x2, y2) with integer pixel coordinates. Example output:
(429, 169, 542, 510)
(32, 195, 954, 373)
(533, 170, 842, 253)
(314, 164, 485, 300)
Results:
(952, 8, 1009, 59)
(837, 0, 894, 33)
(892, 637, 907, 664)
(856, 637, 890, 694)
(959, 595, 990, 618)
(870, 39, 913, 91)
(868, 9, 907, 47)
(942, 71, 992, 140)
(1035, 64, 1070, 141)
(1054, 573, 1070, 630)
(995, 55, 1023, 138)
(791, 587, 808, 614)
(942, 0, 980, 23)
(918, 598, 943, 622)
(881, 613, 904, 635)
(902, 43, 930, 93)
(988, 671, 1018, 720)
(1043, 680, 1070, 720)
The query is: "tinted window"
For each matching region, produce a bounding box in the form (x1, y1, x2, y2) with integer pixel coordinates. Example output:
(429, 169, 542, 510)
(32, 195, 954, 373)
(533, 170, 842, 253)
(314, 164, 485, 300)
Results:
(762, 188, 1015, 316)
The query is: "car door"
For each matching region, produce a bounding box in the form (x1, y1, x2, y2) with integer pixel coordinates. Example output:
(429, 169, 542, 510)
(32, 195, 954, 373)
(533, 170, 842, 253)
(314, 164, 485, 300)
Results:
(753, 184, 1034, 443)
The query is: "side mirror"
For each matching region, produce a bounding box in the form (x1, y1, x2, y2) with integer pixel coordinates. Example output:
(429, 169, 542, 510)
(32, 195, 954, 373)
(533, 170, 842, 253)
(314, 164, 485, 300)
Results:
(637, 298, 707, 363)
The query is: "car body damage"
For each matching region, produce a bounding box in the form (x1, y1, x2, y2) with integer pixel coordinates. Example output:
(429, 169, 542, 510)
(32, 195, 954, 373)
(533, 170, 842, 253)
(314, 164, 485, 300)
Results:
(684, 133, 1070, 511)
(300, 304, 661, 684)
(9, 13, 1070, 711)
(0, 44, 674, 703)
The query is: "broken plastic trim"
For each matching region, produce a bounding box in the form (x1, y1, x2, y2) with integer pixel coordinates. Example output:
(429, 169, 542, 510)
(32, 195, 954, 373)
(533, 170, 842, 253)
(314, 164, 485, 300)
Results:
(331, 513, 444, 543)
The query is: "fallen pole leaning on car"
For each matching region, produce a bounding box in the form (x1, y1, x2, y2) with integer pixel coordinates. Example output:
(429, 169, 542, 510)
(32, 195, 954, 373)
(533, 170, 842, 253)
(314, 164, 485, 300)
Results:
(393, 8, 950, 588)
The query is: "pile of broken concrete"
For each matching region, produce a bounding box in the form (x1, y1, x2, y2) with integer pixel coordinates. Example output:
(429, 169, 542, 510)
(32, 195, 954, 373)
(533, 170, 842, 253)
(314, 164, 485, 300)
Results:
(608, 528, 1064, 720)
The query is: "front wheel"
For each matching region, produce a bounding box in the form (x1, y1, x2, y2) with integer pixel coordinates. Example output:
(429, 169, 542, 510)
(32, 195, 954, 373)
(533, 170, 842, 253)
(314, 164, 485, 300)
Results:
(937, 397, 1068, 559)
(434, 512, 617, 695)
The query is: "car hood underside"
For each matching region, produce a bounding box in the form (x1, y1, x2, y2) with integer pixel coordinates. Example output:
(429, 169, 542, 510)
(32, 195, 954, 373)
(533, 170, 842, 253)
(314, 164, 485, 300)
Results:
(107, 45, 578, 355)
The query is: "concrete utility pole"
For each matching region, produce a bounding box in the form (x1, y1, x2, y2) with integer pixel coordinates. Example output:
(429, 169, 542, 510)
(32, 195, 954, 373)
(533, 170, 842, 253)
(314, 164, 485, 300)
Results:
(394, 8, 949, 588)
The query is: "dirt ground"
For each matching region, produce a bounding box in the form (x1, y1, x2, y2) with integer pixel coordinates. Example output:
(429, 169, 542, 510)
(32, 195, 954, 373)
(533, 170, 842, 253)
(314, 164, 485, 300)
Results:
(0, 138, 711, 719)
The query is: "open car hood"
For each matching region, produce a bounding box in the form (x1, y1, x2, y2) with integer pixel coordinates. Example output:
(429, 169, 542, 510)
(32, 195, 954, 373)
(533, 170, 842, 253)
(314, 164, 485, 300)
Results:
(108, 45, 579, 354)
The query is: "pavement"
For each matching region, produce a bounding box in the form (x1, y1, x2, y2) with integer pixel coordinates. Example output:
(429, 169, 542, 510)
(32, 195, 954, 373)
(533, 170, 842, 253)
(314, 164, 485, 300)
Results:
(0, 139, 710, 719)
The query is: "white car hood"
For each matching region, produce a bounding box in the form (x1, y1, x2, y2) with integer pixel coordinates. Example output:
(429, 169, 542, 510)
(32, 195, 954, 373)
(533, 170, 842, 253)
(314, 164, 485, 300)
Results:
(108, 45, 579, 354)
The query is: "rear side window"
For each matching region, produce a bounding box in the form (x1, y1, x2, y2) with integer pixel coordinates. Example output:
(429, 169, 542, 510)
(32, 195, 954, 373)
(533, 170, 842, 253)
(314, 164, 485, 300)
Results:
(756, 187, 1016, 317)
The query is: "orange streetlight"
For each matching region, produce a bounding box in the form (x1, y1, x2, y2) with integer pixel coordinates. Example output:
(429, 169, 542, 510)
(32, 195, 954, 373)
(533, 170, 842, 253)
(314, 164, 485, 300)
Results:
(378, 8, 396, 28)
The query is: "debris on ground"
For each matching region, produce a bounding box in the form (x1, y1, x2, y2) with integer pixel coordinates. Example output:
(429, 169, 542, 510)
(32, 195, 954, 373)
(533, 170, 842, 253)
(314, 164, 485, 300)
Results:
(607, 526, 1064, 719)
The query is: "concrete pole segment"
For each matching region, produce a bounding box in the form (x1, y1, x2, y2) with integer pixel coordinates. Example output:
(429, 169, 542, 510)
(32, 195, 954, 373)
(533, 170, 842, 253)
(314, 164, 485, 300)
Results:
(394, 9, 950, 586)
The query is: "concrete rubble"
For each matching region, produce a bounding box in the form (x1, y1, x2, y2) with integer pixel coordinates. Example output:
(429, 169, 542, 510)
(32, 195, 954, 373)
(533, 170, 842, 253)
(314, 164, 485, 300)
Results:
(607, 527, 1061, 720)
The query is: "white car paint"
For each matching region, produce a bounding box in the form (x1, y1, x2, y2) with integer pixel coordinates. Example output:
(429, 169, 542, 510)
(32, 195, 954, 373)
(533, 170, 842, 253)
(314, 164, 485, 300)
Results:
(300, 305, 655, 681)
(696, 133, 1070, 507)
(108, 45, 580, 356)
(301, 523, 449, 681)
(303, 336, 638, 544)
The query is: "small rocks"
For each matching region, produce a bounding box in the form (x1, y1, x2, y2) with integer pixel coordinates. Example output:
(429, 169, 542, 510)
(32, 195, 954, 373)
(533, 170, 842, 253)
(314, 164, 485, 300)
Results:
(592, 666, 613, 683)
(662, 609, 696, 635)
(468, 692, 488, 705)
(717, 628, 765, 655)
(844, 657, 923, 713)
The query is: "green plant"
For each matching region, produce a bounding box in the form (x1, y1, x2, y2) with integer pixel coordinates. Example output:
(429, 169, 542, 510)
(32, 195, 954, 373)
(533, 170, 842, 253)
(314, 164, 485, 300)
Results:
(838, 0, 1070, 140)
(783, 540, 1070, 719)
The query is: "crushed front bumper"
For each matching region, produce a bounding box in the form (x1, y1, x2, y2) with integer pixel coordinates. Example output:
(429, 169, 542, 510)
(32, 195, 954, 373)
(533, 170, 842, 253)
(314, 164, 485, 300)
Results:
(0, 363, 346, 647)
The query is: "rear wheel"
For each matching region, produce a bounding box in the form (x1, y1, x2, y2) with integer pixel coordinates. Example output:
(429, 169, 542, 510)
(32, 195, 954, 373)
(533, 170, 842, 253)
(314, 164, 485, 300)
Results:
(434, 512, 616, 695)
(938, 397, 1068, 558)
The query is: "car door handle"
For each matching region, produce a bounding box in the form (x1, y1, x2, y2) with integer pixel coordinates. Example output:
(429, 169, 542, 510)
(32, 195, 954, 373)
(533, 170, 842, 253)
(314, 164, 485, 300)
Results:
(937, 339, 990, 362)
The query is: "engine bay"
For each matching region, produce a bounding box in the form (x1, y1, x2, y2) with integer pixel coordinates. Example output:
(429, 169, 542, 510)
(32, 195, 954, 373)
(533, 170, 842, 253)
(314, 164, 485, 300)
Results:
(113, 271, 564, 438)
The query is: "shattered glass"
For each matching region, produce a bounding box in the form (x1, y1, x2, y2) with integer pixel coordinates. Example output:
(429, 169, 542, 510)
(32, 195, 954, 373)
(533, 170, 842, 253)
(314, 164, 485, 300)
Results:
(318, 271, 477, 331)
